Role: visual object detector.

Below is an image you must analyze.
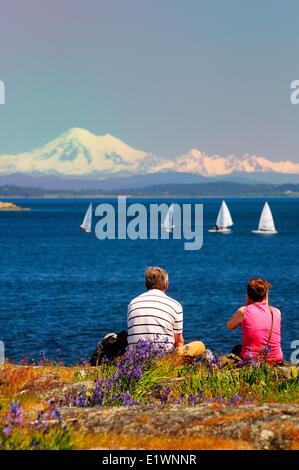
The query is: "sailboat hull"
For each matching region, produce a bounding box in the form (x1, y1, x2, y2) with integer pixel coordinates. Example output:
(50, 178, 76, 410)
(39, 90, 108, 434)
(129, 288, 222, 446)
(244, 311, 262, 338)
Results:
(80, 225, 91, 233)
(252, 229, 278, 234)
(208, 228, 232, 233)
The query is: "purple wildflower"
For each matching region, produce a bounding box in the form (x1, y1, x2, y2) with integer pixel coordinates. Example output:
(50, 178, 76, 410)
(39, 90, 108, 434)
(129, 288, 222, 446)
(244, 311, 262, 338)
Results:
(237, 355, 259, 368)
(2, 426, 11, 436)
(196, 350, 222, 369)
(187, 395, 198, 406)
(6, 401, 23, 427)
(49, 406, 62, 423)
(160, 385, 172, 403)
(228, 393, 243, 406)
(108, 392, 139, 406)
(215, 396, 225, 403)
(93, 382, 106, 406)
(114, 338, 167, 385)
(65, 339, 173, 408)
(74, 393, 88, 407)
(174, 394, 184, 405)
(33, 410, 45, 431)
(187, 393, 204, 405)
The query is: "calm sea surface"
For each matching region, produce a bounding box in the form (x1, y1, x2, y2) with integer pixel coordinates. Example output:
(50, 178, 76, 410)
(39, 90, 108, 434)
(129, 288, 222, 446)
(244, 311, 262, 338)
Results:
(0, 197, 298, 364)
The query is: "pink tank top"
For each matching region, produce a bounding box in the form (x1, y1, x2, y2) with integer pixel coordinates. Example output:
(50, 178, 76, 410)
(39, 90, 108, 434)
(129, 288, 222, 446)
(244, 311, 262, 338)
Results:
(241, 302, 283, 363)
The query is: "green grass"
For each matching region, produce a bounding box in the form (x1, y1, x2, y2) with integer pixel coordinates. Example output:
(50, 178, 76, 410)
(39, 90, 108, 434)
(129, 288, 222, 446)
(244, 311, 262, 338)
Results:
(131, 359, 299, 404)
(70, 356, 299, 405)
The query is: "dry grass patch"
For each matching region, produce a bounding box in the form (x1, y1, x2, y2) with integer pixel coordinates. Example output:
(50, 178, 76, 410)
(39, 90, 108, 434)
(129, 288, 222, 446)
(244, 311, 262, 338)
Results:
(203, 410, 261, 427)
(73, 432, 253, 450)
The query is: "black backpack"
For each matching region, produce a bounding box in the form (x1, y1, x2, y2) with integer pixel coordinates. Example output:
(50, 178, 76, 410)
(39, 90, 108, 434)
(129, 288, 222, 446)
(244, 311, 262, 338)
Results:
(89, 330, 128, 366)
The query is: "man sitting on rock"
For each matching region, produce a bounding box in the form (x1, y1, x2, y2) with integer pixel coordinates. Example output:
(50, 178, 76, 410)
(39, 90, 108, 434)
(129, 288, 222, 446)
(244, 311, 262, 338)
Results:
(127, 266, 206, 357)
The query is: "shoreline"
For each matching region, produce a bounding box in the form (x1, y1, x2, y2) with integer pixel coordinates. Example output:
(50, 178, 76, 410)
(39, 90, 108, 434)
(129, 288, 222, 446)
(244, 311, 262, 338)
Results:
(1, 194, 299, 200)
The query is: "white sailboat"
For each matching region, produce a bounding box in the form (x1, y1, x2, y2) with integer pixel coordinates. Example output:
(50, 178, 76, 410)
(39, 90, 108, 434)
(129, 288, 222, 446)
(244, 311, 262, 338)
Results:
(252, 202, 277, 234)
(80, 203, 92, 233)
(162, 204, 175, 233)
(209, 200, 233, 233)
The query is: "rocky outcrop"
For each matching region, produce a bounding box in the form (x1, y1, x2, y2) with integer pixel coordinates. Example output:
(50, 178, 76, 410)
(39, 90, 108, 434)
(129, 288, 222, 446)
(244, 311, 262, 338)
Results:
(0, 201, 30, 210)
(19, 374, 94, 403)
(59, 403, 299, 450)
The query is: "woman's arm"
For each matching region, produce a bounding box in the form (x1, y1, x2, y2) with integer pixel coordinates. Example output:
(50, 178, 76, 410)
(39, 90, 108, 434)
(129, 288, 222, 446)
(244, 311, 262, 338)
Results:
(226, 307, 245, 330)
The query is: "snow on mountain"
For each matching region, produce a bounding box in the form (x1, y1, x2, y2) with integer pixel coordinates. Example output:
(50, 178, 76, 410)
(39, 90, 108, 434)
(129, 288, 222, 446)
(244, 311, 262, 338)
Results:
(0, 127, 299, 178)
(0, 128, 163, 178)
(174, 149, 299, 176)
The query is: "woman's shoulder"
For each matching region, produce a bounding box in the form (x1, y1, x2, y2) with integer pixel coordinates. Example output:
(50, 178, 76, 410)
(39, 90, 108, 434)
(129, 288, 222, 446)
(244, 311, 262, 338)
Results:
(270, 305, 282, 316)
(235, 305, 246, 317)
(238, 305, 246, 313)
(241, 303, 255, 318)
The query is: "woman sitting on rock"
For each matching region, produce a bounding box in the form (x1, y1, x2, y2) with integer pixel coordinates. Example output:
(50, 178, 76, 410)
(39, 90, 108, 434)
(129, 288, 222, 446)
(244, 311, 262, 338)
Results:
(227, 278, 283, 364)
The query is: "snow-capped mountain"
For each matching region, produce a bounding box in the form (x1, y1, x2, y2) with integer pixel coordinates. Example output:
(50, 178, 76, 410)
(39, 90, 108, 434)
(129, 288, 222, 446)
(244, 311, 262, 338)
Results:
(174, 149, 299, 176)
(0, 127, 299, 179)
(0, 128, 164, 178)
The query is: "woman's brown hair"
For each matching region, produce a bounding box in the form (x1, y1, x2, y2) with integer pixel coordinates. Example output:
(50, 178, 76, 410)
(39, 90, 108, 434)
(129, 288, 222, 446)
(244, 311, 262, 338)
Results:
(247, 278, 271, 302)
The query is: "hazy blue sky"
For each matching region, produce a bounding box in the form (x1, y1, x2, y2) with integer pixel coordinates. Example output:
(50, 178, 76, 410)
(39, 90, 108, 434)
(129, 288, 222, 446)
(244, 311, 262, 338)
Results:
(0, 0, 299, 161)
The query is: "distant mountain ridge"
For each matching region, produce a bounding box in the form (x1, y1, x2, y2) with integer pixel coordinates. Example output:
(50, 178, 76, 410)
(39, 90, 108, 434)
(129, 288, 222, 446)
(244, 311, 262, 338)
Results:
(2, 171, 299, 192)
(1, 181, 299, 198)
(1, 128, 299, 186)
(173, 150, 299, 176)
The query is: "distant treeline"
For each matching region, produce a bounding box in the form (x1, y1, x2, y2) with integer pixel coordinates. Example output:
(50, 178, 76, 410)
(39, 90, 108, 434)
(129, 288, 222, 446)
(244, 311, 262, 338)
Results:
(118, 181, 299, 197)
(0, 182, 299, 198)
(0, 185, 105, 197)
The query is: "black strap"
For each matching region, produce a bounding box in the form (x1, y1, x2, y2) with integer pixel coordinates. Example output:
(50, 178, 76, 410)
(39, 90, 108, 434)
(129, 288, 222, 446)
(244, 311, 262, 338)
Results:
(267, 306, 274, 344)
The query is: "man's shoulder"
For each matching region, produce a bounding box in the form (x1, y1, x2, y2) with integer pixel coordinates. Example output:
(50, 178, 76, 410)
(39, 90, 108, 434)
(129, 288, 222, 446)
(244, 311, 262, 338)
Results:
(128, 292, 145, 306)
(128, 290, 183, 312)
(163, 293, 183, 312)
(128, 291, 155, 306)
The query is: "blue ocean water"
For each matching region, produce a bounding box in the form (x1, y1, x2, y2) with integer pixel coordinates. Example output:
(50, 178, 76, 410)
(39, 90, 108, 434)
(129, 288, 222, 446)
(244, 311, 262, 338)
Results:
(0, 197, 298, 364)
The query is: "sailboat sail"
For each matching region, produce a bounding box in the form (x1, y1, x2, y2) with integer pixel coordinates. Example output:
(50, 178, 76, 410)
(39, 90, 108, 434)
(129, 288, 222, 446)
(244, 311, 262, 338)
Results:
(163, 204, 174, 232)
(216, 201, 233, 228)
(257, 202, 276, 232)
(80, 203, 92, 232)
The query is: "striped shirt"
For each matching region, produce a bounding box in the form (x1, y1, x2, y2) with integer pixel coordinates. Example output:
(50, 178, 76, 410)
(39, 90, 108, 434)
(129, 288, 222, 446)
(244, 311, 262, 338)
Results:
(127, 289, 183, 347)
